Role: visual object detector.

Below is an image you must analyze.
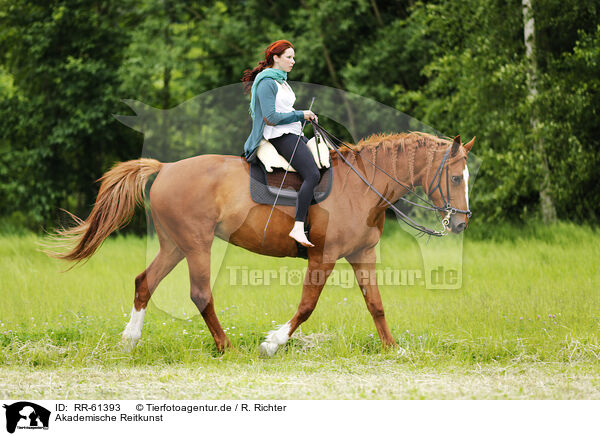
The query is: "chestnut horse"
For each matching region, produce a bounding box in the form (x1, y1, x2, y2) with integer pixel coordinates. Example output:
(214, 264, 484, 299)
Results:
(48, 131, 474, 355)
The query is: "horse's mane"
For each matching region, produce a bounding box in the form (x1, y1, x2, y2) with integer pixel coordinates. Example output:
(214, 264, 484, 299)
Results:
(332, 131, 453, 188)
(335, 131, 451, 157)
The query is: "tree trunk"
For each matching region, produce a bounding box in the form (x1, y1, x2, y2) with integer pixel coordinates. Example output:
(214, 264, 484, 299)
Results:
(522, 0, 557, 224)
(320, 39, 356, 134)
(300, 0, 356, 135)
(370, 0, 383, 27)
(161, 0, 173, 160)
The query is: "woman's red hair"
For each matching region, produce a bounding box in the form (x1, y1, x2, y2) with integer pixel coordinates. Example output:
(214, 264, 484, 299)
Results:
(241, 40, 294, 94)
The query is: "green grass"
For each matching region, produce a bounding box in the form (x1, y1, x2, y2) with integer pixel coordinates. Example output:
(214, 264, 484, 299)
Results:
(1, 220, 599, 398)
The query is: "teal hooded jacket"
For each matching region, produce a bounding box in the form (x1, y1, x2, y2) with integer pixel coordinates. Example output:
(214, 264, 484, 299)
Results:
(243, 78, 305, 161)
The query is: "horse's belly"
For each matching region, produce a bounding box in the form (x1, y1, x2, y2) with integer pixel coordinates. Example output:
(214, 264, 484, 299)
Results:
(215, 205, 299, 258)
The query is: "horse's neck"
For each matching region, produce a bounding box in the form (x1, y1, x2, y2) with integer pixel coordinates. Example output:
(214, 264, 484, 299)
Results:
(370, 141, 432, 203)
(342, 143, 416, 206)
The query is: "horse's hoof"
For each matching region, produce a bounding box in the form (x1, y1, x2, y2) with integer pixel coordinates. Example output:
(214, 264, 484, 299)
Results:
(120, 336, 139, 353)
(259, 341, 278, 357)
(395, 346, 407, 357)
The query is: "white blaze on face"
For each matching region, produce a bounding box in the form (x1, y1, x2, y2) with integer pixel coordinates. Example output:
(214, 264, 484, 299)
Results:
(463, 165, 470, 209)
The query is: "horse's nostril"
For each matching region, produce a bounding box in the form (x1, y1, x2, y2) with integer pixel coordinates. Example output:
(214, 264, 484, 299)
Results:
(456, 222, 466, 232)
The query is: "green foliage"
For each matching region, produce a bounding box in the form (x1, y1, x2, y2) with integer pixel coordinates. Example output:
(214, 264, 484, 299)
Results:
(0, 0, 598, 231)
(536, 24, 600, 220)
(0, 0, 140, 230)
(388, 0, 599, 223)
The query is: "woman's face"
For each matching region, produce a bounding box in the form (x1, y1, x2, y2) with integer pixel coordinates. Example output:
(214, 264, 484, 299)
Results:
(272, 47, 295, 72)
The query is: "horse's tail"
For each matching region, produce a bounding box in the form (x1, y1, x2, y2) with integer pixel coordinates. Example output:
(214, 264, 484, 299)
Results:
(44, 158, 163, 265)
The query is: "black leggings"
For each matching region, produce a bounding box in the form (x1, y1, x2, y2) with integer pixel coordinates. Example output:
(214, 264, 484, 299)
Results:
(269, 133, 320, 222)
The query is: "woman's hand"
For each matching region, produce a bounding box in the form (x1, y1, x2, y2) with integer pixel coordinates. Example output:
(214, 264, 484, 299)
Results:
(303, 110, 318, 123)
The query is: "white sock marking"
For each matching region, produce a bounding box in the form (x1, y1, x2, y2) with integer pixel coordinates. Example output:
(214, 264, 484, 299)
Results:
(259, 321, 291, 356)
(121, 307, 146, 351)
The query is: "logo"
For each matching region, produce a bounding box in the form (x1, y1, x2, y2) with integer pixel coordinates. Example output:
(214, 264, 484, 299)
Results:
(3, 402, 50, 434)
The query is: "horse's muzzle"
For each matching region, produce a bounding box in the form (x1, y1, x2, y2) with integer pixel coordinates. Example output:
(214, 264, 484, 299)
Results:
(452, 222, 466, 233)
(450, 215, 467, 234)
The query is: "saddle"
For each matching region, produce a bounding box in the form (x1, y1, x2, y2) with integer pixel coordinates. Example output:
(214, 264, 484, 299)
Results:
(257, 136, 331, 172)
(246, 136, 334, 259)
(247, 136, 334, 207)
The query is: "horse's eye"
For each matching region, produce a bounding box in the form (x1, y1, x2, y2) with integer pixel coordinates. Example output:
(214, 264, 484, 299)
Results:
(451, 176, 462, 184)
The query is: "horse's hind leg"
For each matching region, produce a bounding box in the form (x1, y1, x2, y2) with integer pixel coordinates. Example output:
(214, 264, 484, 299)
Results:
(259, 260, 336, 356)
(346, 247, 396, 348)
(121, 227, 183, 351)
(186, 250, 231, 352)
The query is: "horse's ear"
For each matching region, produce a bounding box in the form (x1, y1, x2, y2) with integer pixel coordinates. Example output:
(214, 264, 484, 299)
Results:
(451, 135, 461, 156)
(464, 136, 476, 153)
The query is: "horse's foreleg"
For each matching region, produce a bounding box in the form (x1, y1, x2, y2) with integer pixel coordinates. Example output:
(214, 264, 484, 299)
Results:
(346, 247, 396, 348)
(186, 251, 231, 352)
(259, 261, 336, 356)
(122, 244, 183, 351)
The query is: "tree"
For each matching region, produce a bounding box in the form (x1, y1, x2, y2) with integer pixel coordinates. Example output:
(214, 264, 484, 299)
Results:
(0, 0, 138, 229)
(522, 0, 556, 223)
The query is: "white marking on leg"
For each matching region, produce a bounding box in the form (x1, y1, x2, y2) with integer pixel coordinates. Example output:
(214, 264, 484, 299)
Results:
(361, 286, 367, 296)
(259, 321, 291, 357)
(463, 166, 470, 209)
(121, 307, 146, 352)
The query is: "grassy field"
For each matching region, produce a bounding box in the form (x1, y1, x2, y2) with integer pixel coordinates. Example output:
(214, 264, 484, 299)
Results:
(1, 220, 599, 399)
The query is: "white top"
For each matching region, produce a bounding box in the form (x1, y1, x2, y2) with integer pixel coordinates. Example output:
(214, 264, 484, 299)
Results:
(263, 81, 303, 140)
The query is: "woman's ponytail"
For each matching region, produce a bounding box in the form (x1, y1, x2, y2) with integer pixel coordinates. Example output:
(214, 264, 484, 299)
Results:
(241, 60, 269, 94)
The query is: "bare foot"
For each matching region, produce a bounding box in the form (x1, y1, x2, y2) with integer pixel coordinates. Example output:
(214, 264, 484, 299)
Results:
(289, 221, 314, 247)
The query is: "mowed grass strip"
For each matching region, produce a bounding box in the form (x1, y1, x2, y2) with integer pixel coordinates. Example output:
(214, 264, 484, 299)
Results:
(1, 362, 599, 400)
(0, 221, 599, 398)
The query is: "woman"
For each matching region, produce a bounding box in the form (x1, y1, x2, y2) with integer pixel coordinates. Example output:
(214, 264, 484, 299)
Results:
(242, 40, 319, 248)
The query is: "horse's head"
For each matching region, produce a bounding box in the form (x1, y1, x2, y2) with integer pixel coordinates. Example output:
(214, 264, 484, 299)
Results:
(426, 135, 475, 234)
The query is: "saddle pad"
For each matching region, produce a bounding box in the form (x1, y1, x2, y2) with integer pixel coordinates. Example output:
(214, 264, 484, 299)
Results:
(250, 159, 333, 207)
(257, 136, 331, 173)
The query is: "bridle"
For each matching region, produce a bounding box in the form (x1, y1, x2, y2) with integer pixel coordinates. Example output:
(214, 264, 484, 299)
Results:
(425, 144, 472, 229)
(311, 121, 471, 237)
